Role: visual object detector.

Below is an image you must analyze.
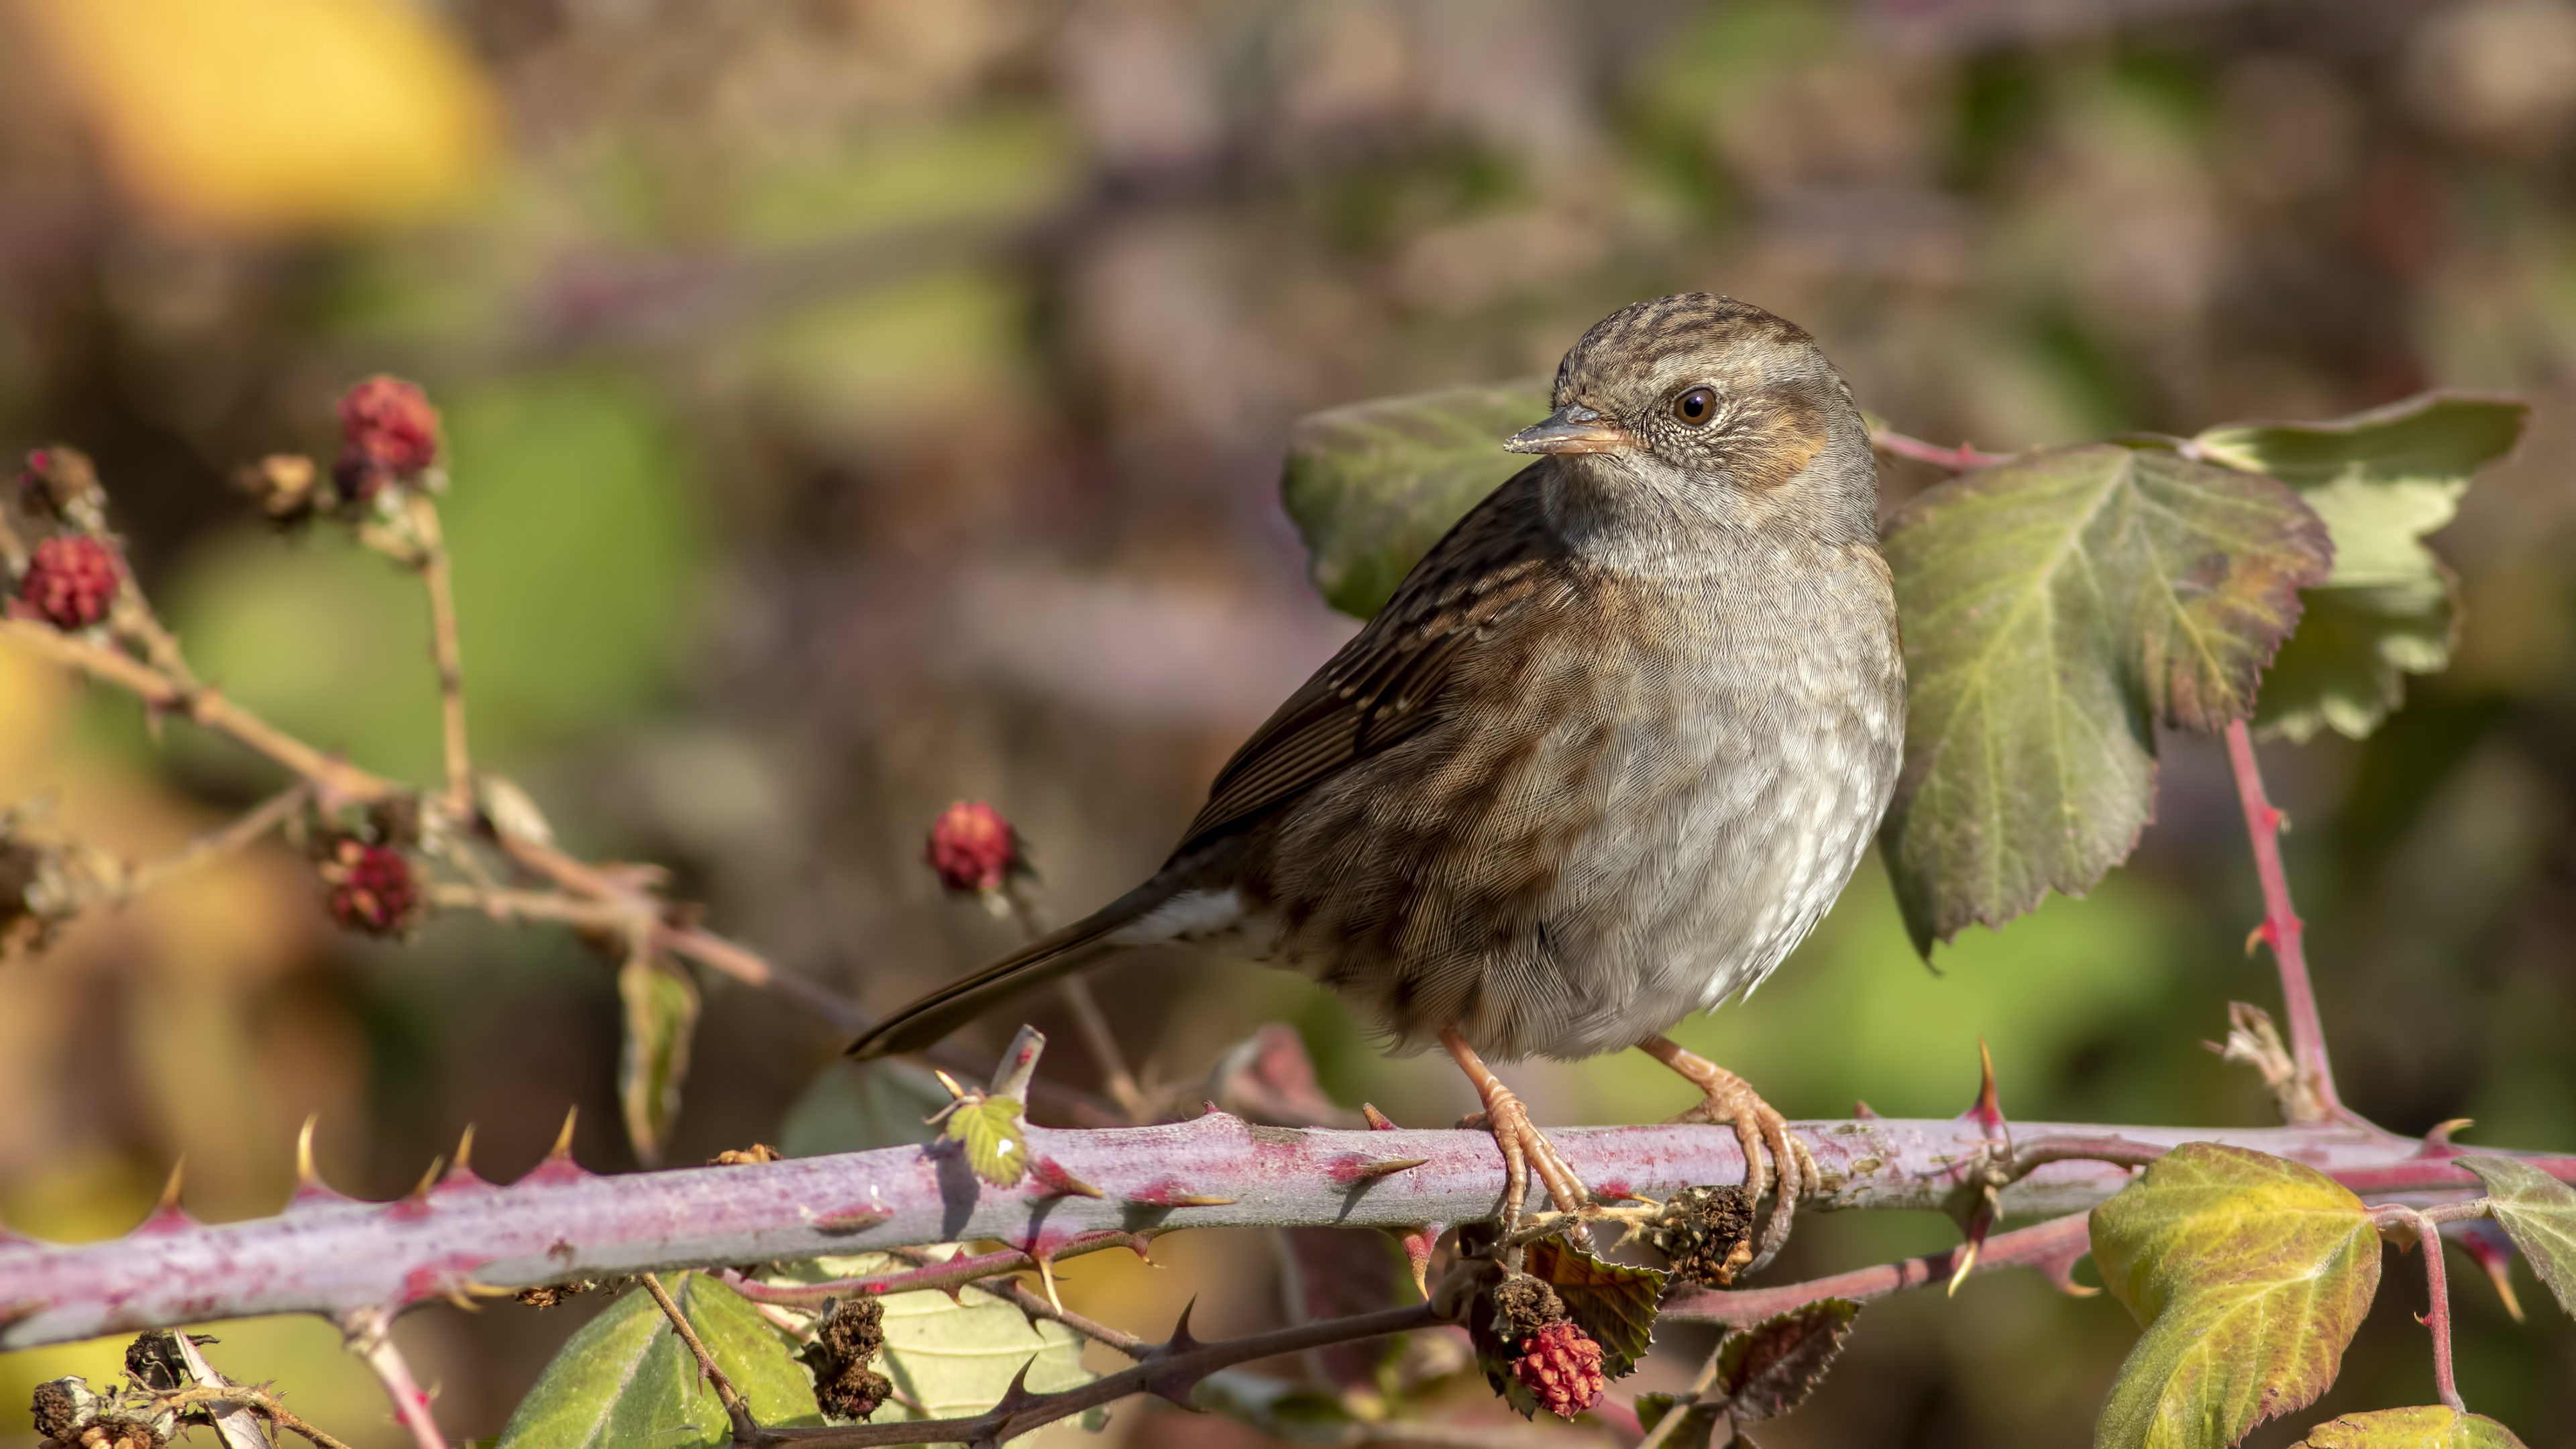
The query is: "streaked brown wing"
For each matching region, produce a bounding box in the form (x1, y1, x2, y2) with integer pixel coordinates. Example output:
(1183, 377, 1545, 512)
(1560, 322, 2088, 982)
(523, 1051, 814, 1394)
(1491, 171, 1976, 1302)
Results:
(1173, 470, 1567, 855)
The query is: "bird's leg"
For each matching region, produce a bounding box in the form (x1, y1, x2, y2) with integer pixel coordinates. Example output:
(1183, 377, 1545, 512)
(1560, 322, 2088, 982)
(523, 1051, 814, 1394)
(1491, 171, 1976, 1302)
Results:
(1439, 1028, 1590, 1232)
(1638, 1034, 1815, 1273)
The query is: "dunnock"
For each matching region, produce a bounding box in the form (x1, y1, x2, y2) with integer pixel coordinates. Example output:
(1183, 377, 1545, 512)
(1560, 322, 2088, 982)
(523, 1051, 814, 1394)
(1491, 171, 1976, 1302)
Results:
(853, 294, 1904, 1273)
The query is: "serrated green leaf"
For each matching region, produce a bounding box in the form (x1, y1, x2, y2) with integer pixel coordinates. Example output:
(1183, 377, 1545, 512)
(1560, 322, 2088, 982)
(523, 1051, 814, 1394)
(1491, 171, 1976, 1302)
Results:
(777, 1250, 1096, 1434)
(943, 1096, 1028, 1187)
(618, 954, 700, 1167)
(2088, 1143, 2380, 1449)
(1879, 445, 2333, 952)
(1525, 1238, 1666, 1379)
(778, 1059, 952, 1157)
(2294, 1405, 2530, 1448)
(1712, 1298, 1858, 1421)
(1280, 379, 1551, 619)
(2457, 1157, 2576, 1319)
(2192, 392, 2527, 742)
(495, 1274, 822, 1448)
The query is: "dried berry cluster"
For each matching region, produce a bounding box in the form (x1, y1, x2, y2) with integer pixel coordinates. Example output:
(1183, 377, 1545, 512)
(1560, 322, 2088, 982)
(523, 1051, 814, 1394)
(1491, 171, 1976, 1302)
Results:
(800, 1295, 894, 1422)
(30, 1379, 165, 1449)
(1651, 1183, 1757, 1285)
(925, 800, 1024, 896)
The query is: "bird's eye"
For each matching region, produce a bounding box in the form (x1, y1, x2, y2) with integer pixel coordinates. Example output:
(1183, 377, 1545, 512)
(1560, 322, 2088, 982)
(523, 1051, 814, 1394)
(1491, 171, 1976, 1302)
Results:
(1672, 387, 1717, 425)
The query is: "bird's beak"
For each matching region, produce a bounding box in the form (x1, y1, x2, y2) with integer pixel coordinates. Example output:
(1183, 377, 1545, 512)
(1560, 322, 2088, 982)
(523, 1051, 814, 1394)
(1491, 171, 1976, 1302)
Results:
(1503, 405, 1635, 455)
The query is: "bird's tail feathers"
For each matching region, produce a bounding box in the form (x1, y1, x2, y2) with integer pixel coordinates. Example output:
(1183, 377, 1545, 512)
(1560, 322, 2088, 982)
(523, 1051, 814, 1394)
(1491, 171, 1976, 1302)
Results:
(845, 879, 1173, 1061)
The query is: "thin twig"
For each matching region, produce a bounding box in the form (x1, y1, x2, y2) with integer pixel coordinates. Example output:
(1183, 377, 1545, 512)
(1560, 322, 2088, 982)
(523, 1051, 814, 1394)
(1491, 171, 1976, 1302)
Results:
(719, 1232, 1159, 1309)
(2005, 1135, 2167, 1181)
(2373, 1205, 2467, 1413)
(1058, 976, 1150, 1122)
(152, 1384, 357, 1449)
(338, 1307, 447, 1449)
(1868, 427, 2010, 470)
(0, 619, 390, 803)
(2224, 720, 2347, 1126)
(113, 783, 314, 902)
(642, 1271, 761, 1443)
(400, 493, 474, 821)
(970, 1271, 1147, 1356)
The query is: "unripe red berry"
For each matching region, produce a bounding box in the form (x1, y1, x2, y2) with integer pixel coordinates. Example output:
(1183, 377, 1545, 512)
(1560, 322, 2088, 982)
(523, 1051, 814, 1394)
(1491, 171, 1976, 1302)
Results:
(926, 801, 1022, 895)
(322, 839, 421, 937)
(1511, 1320, 1605, 1420)
(16, 536, 119, 630)
(333, 375, 440, 501)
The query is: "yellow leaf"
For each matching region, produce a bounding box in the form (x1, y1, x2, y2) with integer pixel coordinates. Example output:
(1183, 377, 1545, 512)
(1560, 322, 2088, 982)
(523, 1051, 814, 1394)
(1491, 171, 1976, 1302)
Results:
(14, 0, 498, 231)
(2089, 1143, 2381, 1449)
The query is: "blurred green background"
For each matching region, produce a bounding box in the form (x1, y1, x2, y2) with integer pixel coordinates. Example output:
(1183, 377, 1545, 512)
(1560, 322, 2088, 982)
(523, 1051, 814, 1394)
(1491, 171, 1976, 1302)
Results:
(2, 0, 2573, 1444)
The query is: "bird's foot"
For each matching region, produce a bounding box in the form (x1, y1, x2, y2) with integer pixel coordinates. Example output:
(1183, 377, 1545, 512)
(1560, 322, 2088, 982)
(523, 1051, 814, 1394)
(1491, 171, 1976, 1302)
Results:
(1640, 1035, 1815, 1276)
(1440, 1029, 1590, 1234)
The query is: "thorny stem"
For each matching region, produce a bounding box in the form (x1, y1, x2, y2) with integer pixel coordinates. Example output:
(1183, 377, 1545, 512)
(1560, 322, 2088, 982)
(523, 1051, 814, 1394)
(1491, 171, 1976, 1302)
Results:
(1661, 1210, 2097, 1326)
(1867, 427, 2011, 470)
(642, 1271, 761, 1443)
(751, 1302, 1450, 1448)
(400, 493, 474, 822)
(2373, 1205, 2468, 1413)
(2224, 719, 2348, 1126)
(152, 1384, 357, 1449)
(339, 1307, 447, 1449)
(1633, 1333, 1731, 1449)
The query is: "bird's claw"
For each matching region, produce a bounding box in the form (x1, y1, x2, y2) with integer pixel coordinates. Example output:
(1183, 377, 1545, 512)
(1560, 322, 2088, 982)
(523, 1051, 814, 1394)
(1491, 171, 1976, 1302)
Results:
(1648, 1037, 1810, 1275)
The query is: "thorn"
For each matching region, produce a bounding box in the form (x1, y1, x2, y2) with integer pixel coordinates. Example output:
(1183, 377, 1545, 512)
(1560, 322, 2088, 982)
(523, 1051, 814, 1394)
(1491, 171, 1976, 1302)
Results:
(1964, 1038, 2005, 1138)
(1387, 1225, 1438, 1300)
(1124, 1180, 1238, 1208)
(133, 1159, 193, 1235)
(1163, 1298, 1203, 1353)
(1853, 1099, 1880, 1119)
(932, 1069, 969, 1102)
(1329, 1155, 1429, 1187)
(1947, 1214, 1986, 1296)
(2453, 1220, 2526, 1324)
(439, 1284, 482, 1313)
(409, 1157, 446, 1201)
(549, 1107, 579, 1161)
(288, 1115, 350, 1208)
(1028, 1158, 1104, 1199)
(992, 1359, 1044, 1413)
(1032, 1252, 1063, 1313)
(2424, 1118, 2475, 1151)
(1360, 1103, 1397, 1131)
(447, 1124, 481, 1183)
(297, 1114, 323, 1186)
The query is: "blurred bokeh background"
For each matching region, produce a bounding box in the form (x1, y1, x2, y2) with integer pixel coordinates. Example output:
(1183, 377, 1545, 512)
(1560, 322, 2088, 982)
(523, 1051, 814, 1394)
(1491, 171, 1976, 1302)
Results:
(3, 0, 2574, 1443)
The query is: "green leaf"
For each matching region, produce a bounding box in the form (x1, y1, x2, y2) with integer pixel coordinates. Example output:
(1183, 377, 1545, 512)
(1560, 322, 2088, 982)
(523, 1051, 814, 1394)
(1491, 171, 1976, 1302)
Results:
(1280, 379, 1551, 619)
(2191, 392, 2527, 741)
(787, 1252, 1097, 1431)
(778, 1059, 953, 1157)
(1711, 1299, 1858, 1421)
(495, 1274, 822, 1448)
(1635, 1393, 1727, 1449)
(617, 954, 700, 1167)
(943, 1096, 1028, 1188)
(2294, 1405, 2530, 1448)
(2457, 1157, 2576, 1319)
(2088, 1143, 2381, 1449)
(1878, 444, 2332, 952)
(1524, 1238, 1667, 1380)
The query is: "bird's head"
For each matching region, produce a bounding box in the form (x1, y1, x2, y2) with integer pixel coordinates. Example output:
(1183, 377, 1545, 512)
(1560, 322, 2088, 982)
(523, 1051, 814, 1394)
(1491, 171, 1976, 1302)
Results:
(1505, 293, 1876, 545)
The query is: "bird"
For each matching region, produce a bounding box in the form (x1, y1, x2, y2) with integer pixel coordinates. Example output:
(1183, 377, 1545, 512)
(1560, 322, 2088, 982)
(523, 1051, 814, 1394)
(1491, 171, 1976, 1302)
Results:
(851, 293, 1907, 1275)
